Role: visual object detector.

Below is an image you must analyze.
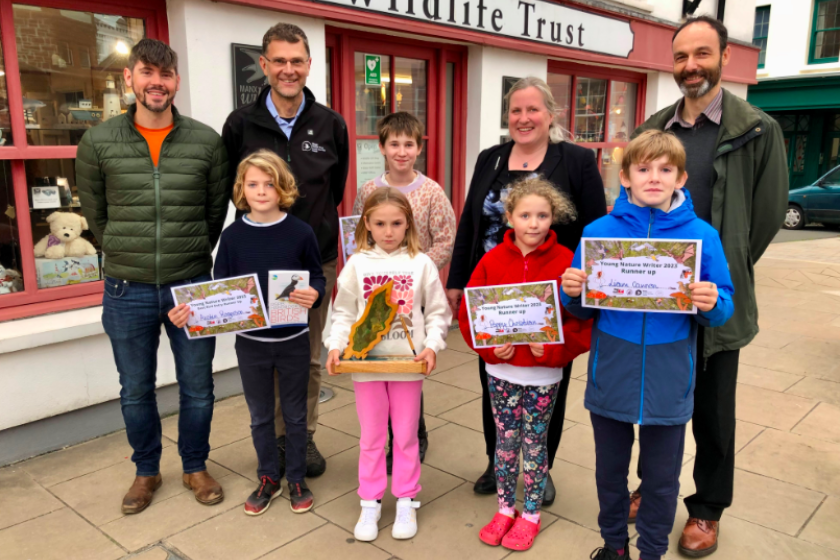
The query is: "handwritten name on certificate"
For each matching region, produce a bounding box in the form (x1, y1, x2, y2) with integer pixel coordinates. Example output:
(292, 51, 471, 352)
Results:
(582, 238, 702, 314)
(171, 274, 270, 338)
(464, 281, 563, 348)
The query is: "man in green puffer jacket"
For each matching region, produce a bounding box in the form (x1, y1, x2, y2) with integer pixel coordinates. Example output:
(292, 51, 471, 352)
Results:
(628, 17, 788, 558)
(76, 39, 230, 516)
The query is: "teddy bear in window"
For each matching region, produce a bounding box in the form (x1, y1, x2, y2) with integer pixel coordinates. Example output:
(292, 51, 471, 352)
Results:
(33, 211, 97, 259)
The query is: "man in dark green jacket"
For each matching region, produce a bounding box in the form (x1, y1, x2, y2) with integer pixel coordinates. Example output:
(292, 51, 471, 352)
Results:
(630, 17, 787, 557)
(76, 39, 230, 515)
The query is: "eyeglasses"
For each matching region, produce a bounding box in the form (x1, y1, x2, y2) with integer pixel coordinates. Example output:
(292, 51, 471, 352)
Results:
(265, 58, 309, 68)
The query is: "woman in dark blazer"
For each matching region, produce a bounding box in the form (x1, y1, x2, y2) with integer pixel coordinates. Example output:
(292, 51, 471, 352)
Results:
(446, 76, 607, 504)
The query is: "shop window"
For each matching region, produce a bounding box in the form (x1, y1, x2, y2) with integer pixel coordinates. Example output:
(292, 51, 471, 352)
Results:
(0, 162, 24, 296)
(14, 5, 145, 146)
(0, 1, 161, 321)
(0, 39, 12, 146)
(810, 0, 840, 64)
(549, 63, 644, 206)
(753, 6, 770, 69)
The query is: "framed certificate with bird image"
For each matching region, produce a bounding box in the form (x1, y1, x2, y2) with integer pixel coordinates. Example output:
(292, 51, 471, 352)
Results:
(268, 271, 311, 327)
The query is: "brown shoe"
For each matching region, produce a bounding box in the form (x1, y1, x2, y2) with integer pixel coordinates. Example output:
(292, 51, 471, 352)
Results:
(628, 489, 641, 524)
(121, 474, 162, 514)
(678, 518, 719, 557)
(182, 471, 224, 505)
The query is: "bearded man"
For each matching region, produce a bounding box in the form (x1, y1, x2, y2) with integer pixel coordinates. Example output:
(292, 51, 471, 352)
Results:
(629, 16, 788, 557)
(77, 39, 230, 515)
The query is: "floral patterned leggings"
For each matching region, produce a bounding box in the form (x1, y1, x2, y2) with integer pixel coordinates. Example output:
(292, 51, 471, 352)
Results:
(488, 376, 561, 519)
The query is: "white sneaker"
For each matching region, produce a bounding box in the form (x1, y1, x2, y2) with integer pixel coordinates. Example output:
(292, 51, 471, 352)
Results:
(354, 500, 381, 541)
(392, 497, 420, 539)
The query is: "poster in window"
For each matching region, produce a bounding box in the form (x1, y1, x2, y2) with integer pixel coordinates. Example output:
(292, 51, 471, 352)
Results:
(231, 43, 268, 110)
(501, 76, 521, 128)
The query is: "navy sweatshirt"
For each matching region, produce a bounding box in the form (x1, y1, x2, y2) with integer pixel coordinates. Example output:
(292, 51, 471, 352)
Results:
(213, 214, 326, 340)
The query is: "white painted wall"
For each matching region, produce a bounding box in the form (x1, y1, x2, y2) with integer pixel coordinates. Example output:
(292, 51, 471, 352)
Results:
(167, 0, 327, 132)
(0, 309, 236, 430)
(756, 0, 840, 78)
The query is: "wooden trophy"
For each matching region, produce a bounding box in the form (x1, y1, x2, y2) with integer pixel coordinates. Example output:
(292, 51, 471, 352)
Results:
(334, 280, 427, 374)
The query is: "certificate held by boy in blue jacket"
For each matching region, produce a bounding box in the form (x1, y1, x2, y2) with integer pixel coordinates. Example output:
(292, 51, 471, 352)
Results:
(582, 238, 702, 314)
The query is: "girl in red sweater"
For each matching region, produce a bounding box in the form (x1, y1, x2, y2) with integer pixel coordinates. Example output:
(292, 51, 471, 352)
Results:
(459, 177, 592, 551)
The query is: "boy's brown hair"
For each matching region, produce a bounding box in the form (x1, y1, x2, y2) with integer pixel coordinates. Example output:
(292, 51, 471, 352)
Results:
(355, 187, 422, 257)
(621, 130, 687, 178)
(377, 112, 424, 147)
(233, 150, 299, 212)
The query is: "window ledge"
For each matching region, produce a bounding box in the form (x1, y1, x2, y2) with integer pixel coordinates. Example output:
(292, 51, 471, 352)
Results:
(0, 306, 104, 355)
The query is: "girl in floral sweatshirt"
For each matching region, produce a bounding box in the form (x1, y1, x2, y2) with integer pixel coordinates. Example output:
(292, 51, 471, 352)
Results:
(458, 177, 592, 551)
(325, 187, 452, 543)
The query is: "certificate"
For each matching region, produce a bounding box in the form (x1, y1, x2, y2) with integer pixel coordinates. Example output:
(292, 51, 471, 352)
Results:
(581, 238, 702, 314)
(268, 270, 310, 327)
(171, 274, 270, 338)
(464, 281, 563, 348)
(340, 215, 361, 264)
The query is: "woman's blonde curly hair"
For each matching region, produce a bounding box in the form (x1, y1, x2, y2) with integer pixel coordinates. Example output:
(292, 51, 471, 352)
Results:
(504, 176, 577, 225)
(232, 149, 299, 212)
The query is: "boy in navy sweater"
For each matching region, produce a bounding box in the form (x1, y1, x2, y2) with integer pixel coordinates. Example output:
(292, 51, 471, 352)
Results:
(170, 150, 325, 516)
(561, 131, 734, 560)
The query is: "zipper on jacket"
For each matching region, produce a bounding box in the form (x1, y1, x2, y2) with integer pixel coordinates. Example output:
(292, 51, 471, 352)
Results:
(153, 166, 162, 287)
(523, 258, 529, 282)
(638, 208, 655, 424)
(591, 337, 600, 390)
(685, 345, 694, 399)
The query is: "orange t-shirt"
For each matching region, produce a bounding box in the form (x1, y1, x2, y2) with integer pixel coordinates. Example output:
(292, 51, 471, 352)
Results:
(135, 123, 174, 167)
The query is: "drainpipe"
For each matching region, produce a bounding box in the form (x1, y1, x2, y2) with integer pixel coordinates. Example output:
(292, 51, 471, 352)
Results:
(717, 0, 726, 21)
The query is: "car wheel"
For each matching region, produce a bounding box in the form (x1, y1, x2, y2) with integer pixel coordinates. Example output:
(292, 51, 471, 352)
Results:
(784, 205, 805, 230)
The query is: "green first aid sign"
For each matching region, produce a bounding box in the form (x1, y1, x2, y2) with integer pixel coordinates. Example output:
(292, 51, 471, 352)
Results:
(365, 54, 381, 86)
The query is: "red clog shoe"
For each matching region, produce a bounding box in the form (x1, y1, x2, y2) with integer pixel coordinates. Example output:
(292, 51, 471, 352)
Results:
(479, 511, 518, 546)
(501, 516, 541, 551)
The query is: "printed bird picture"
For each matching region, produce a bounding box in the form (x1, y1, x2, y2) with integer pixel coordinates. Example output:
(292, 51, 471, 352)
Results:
(276, 274, 303, 300)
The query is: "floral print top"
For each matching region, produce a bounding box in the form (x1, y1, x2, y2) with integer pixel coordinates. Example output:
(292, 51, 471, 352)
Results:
(353, 172, 457, 270)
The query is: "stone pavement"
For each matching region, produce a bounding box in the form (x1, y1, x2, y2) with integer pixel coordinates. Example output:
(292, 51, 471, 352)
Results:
(4, 238, 840, 560)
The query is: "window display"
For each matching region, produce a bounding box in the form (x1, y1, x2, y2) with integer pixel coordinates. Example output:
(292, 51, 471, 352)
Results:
(14, 5, 145, 146)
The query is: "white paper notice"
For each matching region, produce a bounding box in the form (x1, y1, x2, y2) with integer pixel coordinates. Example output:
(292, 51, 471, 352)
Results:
(356, 139, 385, 188)
(588, 256, 693, 299)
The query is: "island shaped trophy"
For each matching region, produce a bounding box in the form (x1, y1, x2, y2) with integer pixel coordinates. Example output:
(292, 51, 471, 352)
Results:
(334, 280, 427, 374)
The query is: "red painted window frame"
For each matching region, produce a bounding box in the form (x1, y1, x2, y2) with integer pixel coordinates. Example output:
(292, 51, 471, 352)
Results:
(0, 0, 168, 322)
(548, 59, 646, 208)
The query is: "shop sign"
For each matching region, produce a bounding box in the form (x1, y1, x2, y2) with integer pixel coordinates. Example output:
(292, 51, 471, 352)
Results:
(319, 0, 633, 58)
(231, 43, 268, 110)
(365, 54, 382, 85)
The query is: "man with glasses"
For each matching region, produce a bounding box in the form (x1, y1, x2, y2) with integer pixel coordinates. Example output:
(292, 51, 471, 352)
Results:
(223, 23, 349, 481)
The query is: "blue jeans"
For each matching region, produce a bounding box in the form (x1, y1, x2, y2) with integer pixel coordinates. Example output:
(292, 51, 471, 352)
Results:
(102, 275, 216, 477)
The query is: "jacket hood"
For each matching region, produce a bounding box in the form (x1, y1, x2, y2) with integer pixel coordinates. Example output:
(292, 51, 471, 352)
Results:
(609, 187, 695, 236)
(359, 245, 409, 259)
(501, 229, 559, 258)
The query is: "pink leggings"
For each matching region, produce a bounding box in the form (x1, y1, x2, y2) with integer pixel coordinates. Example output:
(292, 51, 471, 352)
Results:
(354, 380, 423, 500)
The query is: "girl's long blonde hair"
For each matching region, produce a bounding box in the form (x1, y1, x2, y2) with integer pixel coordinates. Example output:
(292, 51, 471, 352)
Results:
(354, 187, 421, 257)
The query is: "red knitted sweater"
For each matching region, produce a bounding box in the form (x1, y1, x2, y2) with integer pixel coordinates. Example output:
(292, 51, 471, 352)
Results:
(458, 230, 592, 369)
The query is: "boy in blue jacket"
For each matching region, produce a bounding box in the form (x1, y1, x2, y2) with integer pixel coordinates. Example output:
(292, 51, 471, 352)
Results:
(561, 130, 734, 560)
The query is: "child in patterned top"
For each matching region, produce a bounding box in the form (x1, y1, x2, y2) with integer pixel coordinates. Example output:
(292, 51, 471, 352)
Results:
(353, 112, 457, 271)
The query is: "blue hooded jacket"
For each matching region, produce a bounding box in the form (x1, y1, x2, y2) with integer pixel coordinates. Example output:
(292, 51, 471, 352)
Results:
(562, 188, 734, 426)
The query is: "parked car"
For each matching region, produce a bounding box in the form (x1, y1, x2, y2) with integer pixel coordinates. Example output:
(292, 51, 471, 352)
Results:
(785, 165, 840, 230)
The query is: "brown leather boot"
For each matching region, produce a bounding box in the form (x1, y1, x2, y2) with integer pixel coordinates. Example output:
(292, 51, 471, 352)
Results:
(678, 518, 719, 557)
(121, 474, 162, 514)
(627, 490, 641, 524)
(182, 471, 224, 505)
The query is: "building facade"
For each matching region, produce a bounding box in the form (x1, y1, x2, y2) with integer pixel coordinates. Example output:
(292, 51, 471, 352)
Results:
(0, 0, 759, 462)
(748, 0, 840, 189)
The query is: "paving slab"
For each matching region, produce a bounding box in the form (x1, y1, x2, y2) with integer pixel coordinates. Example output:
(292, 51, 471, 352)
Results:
(792, 402, 840, 445)
(0, 467, 64, 531)
(800, 496, 840, 553)
(0, 508, 124, 560)
(260, 523, 392, 560)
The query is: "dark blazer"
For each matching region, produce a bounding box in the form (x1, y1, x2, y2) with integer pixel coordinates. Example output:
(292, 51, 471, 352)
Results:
(446, 141, 607, 290)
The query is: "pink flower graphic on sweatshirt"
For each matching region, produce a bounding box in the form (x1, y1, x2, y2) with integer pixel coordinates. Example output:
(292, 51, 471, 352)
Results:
(391, 288, 414, 315)
(362, 275, 392, 300)
(393, 274, 414, 290)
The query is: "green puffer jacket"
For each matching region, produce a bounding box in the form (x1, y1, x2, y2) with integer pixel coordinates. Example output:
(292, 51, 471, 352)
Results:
(635, 88, 788, 357)
(76, 105, 230, 285)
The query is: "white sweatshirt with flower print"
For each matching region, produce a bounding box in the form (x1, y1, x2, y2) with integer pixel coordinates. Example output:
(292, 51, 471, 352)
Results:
(325, 245, 452, 382)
